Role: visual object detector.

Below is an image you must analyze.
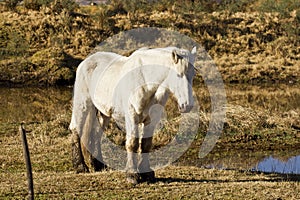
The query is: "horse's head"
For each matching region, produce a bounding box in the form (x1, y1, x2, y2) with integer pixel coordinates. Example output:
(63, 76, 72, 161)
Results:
(168, 47, 197, 113)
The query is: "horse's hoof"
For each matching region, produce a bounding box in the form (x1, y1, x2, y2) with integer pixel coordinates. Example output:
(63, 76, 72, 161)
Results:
(126, 173, 139, 185)
(140, 171, 156, 183)
(75, 164, 89, 173)
(92, 158, 107, 171)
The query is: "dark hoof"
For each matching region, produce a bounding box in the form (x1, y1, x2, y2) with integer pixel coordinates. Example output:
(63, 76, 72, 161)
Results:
(140, 171, 156, 183)
(126, 173, 140, 185)
(75, 163, 89, 173)
(93, 158, 107, 171)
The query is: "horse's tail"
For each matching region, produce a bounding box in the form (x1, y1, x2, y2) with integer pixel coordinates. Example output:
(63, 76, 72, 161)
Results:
(70, 62, 104, 172)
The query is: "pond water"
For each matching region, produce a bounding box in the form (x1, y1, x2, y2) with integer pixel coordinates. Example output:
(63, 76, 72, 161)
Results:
(75, 0, 106, 5)
(0, 87, 72, 123)
(0, 85, 299, 174)
(194, 150, 300, 175)
(253, 155, 300, 174)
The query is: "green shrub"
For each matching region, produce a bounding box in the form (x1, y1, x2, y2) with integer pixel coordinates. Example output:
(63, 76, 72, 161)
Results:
(259, 0, 300, 17)
(30, 47, 75, 85)
(0, 26, 29, 57)
(50, 0, 78, 13)
(23, 0, 77, 12)
(23, 0, 51, 10)
(217, 0, 255, 12)
(258, 0, 300, 43)
(3, 0, 22, 10)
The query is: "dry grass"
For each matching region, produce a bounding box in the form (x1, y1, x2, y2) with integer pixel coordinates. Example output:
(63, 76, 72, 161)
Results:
(0, 1, 299, 85)
(1, 1, 299, 198)
(0, 84, 300, 199)
(1, 165, 299, 199)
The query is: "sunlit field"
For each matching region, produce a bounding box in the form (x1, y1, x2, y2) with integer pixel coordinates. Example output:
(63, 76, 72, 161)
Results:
(0, 0, 299, 199)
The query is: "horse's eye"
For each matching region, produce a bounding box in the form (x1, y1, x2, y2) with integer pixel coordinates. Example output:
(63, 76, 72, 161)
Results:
(177, 73, 184, 78)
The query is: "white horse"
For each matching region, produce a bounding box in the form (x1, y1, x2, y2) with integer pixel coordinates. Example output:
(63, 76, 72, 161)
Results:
(70, 46, 196, 184)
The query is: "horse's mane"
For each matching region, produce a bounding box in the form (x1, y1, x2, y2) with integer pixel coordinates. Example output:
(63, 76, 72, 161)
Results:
(128, 47, 184, 58)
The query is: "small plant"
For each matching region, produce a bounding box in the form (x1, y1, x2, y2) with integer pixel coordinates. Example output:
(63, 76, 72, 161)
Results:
(258, 0, 300, 43)
(3, 0, 22, 11)
(258, 0, 300, 18)
(0, 26, 29, 57)
(23, 0, 51, 10)
(219, 0, 255, 12)
(23, 0, 78, 12)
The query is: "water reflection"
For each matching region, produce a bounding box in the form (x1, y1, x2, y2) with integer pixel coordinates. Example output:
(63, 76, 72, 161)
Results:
(0, 87, 72, 123)
(75, 0, 106, 5)
(253, 155, 300, 174)
(194, 152, 300, 175)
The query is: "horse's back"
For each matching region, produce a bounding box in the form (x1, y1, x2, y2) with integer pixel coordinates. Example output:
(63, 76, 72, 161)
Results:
(77, 52, 121, 80)
(90, 48, 175, 117)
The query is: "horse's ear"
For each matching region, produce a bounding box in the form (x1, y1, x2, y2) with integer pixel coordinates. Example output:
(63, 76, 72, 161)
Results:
(190, 46, 197, 65)
(191, 46, 197, 55)
(172, 50, 186, 76)
(172, 50, 179, 64)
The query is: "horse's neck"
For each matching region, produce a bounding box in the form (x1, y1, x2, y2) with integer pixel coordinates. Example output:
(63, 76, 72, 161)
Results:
(130, 50, 171, 65)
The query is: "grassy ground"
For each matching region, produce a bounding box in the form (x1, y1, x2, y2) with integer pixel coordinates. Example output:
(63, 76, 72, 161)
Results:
(0, 1, 299, 199)
(1, 166, 300, 199)
(0, 84, 299, 199)
(1, 123, 299, 199)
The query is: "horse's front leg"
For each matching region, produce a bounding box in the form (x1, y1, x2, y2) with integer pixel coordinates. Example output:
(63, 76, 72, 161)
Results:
(139, 123, 156, 183)
(139, 129, 155, 183)
(125, 120, 140, 184)
(139, 104, 164, 183)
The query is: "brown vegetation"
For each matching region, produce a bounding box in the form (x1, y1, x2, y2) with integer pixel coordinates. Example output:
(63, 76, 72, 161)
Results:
(0, 1, 299, 198)
(0, 112, 299, 198)
(0, 0, 299, 85)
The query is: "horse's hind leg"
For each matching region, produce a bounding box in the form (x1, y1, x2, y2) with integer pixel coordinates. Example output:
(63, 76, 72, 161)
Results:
(92, 111, 110, 171)
(71, 106, 106, 172)
(70, 73, 105, 173)
(70, 107, 93, 173)
(125, 114, 140, 184)
(125, 136, 139, 184)
(71, 130, 89, 173)
(79, 106, 106, 172)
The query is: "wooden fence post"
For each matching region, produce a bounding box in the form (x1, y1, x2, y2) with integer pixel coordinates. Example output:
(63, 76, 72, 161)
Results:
(20, 123, 34, 200)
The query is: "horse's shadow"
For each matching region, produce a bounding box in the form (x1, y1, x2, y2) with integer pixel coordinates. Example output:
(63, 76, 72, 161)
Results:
(154, 177, 211, 184)
(153, 171, 300, 184)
